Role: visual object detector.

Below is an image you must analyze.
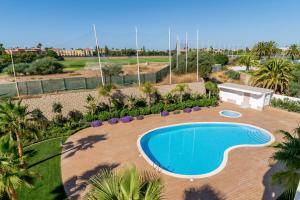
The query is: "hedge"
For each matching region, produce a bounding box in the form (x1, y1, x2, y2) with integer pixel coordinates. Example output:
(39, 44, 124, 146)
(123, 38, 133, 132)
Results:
(271, 98, 300, 113)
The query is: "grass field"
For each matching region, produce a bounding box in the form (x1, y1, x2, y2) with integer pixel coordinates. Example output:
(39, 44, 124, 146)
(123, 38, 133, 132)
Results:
(17, 138, 67, 200)
(60, 56, 168, 71)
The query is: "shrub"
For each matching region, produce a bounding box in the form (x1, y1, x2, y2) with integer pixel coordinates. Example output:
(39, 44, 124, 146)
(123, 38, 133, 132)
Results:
(110, 110, 121, 118)
(31, 108, 47, 121)
(108, 118, 119, 124)
(128, 109, 140, 117)
(120, 116, 133, 123)
(193, 106, 201, 111)
(27, 57, 63, 75)
(136, 115, 144, 120)
(52, 102, 63, 113)
(90, 120, 102, 127)
(98, 111, 111, 121)
(68, 110, 83, 122)
(120, 109, 130, 117)
(150, 103, 164, 114)
(84, 113, 98, 122)
(225, 70, 240, 80)
(173, 110, 181, 114)
(271, 98, 300, 113)
(139, 107, 151, 116)
(214, 53, 229, 65)
(164, 104, 177, 112)
(160, 111, 169, 117)
(183, 107, 192, 113)
(4, 63, 30, 75)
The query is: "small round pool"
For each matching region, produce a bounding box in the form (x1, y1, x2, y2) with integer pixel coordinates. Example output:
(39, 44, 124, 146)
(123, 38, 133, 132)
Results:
(219, 110, 242, 118)
(137, 122, 273, 179)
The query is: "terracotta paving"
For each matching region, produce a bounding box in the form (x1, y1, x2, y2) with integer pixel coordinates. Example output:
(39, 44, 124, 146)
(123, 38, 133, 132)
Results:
(61, 102, 300, 200)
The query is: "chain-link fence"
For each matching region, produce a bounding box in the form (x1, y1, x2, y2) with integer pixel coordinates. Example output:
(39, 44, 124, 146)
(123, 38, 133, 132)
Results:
(0, 65, 169, 97)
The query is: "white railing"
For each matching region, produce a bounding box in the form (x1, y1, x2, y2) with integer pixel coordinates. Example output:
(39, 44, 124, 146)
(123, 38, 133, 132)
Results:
(272, 94, 300, 102)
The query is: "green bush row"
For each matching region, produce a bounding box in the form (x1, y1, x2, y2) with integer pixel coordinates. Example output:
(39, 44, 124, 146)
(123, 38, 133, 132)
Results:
(225, 70, 240, 80)
(271, 98, 300, 113)
(84, 97, 218, 122)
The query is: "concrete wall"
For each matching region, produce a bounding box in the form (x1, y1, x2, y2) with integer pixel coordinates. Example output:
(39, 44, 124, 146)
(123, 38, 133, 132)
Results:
(22, 82, 205, 119)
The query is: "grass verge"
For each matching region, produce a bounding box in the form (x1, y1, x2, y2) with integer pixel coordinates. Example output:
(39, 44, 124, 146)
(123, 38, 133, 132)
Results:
(17, 138, 67, 200)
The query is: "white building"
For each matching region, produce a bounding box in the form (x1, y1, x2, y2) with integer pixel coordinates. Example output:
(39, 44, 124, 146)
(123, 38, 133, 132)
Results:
(218, 83, 274, 111)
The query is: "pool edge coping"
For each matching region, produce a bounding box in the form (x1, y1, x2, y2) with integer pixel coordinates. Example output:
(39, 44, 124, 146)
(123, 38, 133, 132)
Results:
(219, 110, 242, 118)
(136, 122, 275, 179)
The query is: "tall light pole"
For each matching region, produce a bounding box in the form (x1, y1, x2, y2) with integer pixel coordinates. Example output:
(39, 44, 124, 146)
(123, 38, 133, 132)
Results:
(185, 32, 188, 73)
(10, 50, 19, 97)
(93, 24, 105, 86)
(135, 26, 141, 86)
(196, 30, 199, 82)
(168, 27, 172, 84)
(176, 35, 179, 70)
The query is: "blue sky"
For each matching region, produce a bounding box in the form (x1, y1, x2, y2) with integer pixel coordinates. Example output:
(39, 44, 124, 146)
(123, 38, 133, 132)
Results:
(1, 0, 300, 50)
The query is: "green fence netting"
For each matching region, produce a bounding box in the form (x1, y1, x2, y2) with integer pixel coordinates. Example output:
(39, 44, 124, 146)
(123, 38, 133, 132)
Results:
(0, 65, 169, 97)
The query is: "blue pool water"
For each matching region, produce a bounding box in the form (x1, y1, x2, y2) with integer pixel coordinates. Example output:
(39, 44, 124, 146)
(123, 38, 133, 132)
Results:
(139, 123, 273, 177)
(219, 110, 242, 118)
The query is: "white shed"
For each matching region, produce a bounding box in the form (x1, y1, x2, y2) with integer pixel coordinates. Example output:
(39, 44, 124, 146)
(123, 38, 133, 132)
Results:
(218, 83, 274, 111)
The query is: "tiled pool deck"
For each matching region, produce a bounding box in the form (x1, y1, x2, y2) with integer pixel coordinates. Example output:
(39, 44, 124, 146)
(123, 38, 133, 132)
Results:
(61, 102, 300, 200)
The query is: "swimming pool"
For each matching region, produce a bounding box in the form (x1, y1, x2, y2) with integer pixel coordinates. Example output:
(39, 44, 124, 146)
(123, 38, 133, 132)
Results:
(138, 122, 274, 179)
(219, 110, 242, 118)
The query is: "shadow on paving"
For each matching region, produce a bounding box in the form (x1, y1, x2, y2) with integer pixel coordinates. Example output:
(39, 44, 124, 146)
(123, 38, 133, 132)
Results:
(64, 163, 119, 200)
(262, 162, 285, 200)
(51, 184, 68, 200)
(183, 184, 226, 200)
(28, 134, 107, 168)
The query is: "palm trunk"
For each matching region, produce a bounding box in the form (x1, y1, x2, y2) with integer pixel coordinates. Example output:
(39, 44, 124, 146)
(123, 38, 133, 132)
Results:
(15, 132, 23, 159)
(8, 185, 18, 200)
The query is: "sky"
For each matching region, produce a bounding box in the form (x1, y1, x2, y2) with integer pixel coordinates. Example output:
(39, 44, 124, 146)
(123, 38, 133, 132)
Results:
(1, 0, 300, 50)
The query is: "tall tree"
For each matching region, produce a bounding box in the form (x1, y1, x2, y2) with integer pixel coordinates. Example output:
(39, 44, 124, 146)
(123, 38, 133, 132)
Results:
(239, 54, 258, 71)
(251, 58, 294, 93)
(36, 43, 42, 49)
(102, 64, 123, 84)
(286, 44, 300, 61)
(271, 127, 300, 200)
(140, 82, 157, 106)
(265, 41, 279, 58)
(84, 166, 163, 200)
(252, 42, 266, 59)
(0, 100, 31, 160)
(0, 135, 35, 200)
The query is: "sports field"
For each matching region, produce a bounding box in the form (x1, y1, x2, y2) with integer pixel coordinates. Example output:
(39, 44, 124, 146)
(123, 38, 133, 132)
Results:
(60, 56, 168, 71)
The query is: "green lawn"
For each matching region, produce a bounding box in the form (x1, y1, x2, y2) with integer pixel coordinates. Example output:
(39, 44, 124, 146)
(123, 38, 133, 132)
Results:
(61, 56, 168, 71)
(17, 138, 67, 200)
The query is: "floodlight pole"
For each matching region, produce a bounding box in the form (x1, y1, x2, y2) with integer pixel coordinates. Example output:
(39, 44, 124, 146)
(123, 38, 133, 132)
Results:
(196, 30, 199, 82)
(135, 26, 141, 86)
(168, 27, 172, 84)
(185, 32, 188, 73)
(10, 50, 19, 97)
(93, 24, 105, 86)
(176, 35, 179, 70)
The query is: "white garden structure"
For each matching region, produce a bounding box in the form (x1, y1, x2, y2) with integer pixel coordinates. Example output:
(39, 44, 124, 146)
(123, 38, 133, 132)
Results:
(218, 83, 273, 111)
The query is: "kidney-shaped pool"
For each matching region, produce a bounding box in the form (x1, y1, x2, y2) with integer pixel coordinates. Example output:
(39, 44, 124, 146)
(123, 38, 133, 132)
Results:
(137, 122, 274, 179)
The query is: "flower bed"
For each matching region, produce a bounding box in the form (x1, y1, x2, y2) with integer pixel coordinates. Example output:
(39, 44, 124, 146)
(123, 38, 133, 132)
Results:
(120, 116, 133, 123)
(183, 107, 192, 113)
(193, 106, 201, 111)
(90, 120, 102, 127)
(108, 118, 119, 124)
(160, 111, 169, 117)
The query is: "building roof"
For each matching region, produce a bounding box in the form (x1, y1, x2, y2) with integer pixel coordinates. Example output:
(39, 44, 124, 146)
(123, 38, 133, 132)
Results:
(218, 83, 273, 95)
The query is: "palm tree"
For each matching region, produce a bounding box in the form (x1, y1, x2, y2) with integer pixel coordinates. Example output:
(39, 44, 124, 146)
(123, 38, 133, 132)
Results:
(252, 42, 266, 59)
(98, 85, 114, 109)
(140, 82, 157, 106)
(84, 166, 163, 200)
(251, 58, 294, 93)
(171, 84, 189, 102)
(286, 44, 300, 61)
(204, 81, 218, 99)
(239, 54, 258, 71)
(102, 64, 123, 84)
(271, 127, 300, 200)
(0, 135, 35, 200)
(265, 41, 279, 58)
(0, 100, 30, 160)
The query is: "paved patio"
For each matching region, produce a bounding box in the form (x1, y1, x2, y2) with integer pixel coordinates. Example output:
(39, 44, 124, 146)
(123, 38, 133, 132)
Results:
(61, 102, 300, 200)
